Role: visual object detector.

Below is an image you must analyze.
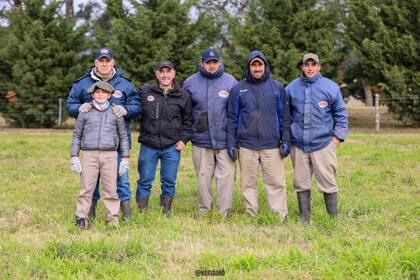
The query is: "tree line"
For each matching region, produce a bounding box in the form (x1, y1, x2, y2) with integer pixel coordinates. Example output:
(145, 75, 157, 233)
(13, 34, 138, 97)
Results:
(0, 0, 418, 127)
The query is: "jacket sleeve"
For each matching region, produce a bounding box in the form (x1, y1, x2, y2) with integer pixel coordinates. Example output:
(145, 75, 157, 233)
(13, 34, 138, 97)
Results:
(180, 91, 193, 144)
(70, 114, 85, 157)
(124, 82, 141, 119)
(117, 117, 130, 157)
(227, 85, 240, 148)
(332, 88, 349, 141)
(66, 83, 83, 118)
(278, 86, 292, 144)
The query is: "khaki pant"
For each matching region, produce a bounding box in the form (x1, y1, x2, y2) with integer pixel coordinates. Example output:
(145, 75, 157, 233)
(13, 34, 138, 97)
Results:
(192, 145, 236, 216)
(291, 141, 338, 193)
(238, 147, 288, 217)
(75, 150, 120, 222)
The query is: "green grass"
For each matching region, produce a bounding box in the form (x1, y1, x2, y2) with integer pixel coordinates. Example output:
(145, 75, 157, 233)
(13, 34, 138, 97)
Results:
(0, 130, 419, 279)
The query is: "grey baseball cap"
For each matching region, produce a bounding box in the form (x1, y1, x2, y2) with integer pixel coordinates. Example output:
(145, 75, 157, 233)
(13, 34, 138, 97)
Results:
(87, 81, 115, 94)
(302, 53, 320, 64)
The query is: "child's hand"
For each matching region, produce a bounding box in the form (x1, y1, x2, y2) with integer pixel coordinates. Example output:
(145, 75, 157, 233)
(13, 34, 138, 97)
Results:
(70, 157, 82, 175)
(118, 158, 129, 176)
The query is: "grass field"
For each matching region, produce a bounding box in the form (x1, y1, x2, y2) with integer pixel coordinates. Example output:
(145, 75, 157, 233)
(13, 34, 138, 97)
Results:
(0, 129, 419, 279)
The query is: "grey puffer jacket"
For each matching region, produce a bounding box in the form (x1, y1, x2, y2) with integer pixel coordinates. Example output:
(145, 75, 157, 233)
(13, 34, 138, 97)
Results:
(70, 107, 129, 157)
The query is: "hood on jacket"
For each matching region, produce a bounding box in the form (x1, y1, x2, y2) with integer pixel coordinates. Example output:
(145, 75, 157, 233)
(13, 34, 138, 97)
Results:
(245, 50, 270, 83)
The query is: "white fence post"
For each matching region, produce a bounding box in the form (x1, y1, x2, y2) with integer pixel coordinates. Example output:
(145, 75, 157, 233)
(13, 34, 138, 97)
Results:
(375, 94, 380, 132)
(58, 98, 63, 126)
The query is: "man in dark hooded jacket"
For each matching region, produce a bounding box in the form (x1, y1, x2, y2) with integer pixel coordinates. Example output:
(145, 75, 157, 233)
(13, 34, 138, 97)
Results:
(227, 51, 291, 221)
(66, 47, 141, 221)
(184, 48, 237, 218)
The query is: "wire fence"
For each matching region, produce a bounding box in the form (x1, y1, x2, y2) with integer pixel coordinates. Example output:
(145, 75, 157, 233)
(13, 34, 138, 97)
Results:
(0, 96, 419, 131)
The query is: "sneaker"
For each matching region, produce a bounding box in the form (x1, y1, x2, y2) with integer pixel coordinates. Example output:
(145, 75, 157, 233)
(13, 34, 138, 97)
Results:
(106, 218, 119, 228)
(75, 217, 89, 229)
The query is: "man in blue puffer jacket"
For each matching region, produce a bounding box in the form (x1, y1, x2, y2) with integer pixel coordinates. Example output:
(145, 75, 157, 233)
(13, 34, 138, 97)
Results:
(227, 50, 291, 221)
(286, 53, 348, 224)
(184, 48, 238, 218)
(66, 47, 141, 221)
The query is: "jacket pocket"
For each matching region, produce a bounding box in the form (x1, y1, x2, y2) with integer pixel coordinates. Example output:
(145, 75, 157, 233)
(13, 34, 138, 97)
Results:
(195, 111, 208, 133)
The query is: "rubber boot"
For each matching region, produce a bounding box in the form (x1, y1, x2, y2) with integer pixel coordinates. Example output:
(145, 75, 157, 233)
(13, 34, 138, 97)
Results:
(162, 195, 173, 218)
(120, 200, 132, 221)
(160, 195, 165, 209)
(323, 192, 338, 218)
(88, 201, 97, 220)
(136, 197, 149, 212)
(297, 191, 311, 225)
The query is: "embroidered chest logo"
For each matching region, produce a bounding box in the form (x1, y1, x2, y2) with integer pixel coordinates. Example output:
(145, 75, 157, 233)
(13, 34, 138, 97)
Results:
(218, 90, 229, 98)
(319, 101, 328, 108)
(239, 89, 248, 93)
(112, 90, 123, 98)
(147, 95, 155, 102)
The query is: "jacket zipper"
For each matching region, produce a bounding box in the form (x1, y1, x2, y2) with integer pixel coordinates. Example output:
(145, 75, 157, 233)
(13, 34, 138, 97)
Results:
(256, 84, 260, 150)
(206, 80, 212, 147)
(98, 111, 103, 148)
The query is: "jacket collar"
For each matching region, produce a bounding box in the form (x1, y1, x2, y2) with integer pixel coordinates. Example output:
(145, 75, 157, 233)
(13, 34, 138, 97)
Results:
(151, 79, 182, 97)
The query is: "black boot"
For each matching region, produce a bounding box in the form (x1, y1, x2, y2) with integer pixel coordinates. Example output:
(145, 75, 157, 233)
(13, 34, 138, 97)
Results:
(162, 195, 173, 218)
(323, 192, 338, 218)
(88, 201, 97, 220)
(120, 200, 132, 221)
(160, 195, 165, 209)
(297, 191, 311, 225)
(136, 197, 149, 212)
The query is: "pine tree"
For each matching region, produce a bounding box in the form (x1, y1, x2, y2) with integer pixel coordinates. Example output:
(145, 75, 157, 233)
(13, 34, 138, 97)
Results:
(93, 0, 220, 86)
(0, 0, 90, 127)
(346, 0, 420, 126)
(228, 0, 345, 84)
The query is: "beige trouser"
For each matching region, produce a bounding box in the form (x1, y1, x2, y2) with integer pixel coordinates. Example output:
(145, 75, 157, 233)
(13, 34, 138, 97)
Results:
(238, 147, 288, 217)
(290, 141, 338, 193)
(192, 145, 236, 216)
(75, 150, 120, 222)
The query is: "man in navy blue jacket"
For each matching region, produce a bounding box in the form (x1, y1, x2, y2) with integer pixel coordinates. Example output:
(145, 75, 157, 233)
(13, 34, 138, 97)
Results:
(227, 51, 291, 221)
(286, 53, 348, 224)
(66, 47, 141, 221)
(184, 48, 237, 218)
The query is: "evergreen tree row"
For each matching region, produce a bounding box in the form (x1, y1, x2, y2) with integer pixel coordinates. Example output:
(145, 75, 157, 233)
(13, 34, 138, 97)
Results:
(0, 0, 418, 127)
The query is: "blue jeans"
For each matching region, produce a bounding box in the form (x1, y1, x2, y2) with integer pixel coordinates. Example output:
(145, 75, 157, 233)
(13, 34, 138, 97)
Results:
(92, 152, 132, 202)
(136, 144, 181, 198)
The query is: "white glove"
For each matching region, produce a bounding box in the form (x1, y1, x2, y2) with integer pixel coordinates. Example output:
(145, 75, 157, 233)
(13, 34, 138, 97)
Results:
(70, 156, 82, 175)
(112, 105, 128, 118)
(118, 159, 129, 176)
(79, 102, 92, 113)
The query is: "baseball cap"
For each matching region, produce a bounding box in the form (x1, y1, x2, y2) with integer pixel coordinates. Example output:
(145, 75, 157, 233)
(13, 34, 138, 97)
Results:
(87, 81, 115, 94)
(201, 48, 220, 63)
(95, 48, 113, 60)
(155, 60, 175, 71)
(250, 57, 265, 65)
(302, 53, 320, 64)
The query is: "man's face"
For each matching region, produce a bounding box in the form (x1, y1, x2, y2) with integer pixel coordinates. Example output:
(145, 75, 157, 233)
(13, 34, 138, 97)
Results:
(155, 67, 176, 88)
(302, 59, 321, 78)
(202, 59, 221, 74)
(92, 88, 112, 104)
(249, 59, 265, 79)
(95, 57, 115, 76)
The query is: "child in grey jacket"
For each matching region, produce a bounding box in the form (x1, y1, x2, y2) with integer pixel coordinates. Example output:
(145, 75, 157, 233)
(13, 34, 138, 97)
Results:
(70, 81, 129, 229)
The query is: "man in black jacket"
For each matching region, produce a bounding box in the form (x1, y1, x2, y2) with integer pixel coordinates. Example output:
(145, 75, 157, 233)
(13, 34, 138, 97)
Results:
(136, 60, 192, 217)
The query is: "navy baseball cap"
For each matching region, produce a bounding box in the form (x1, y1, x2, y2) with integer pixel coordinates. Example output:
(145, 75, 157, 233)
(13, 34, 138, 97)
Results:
(95, 48, 113, 60)
(201, 48, 220, 62)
